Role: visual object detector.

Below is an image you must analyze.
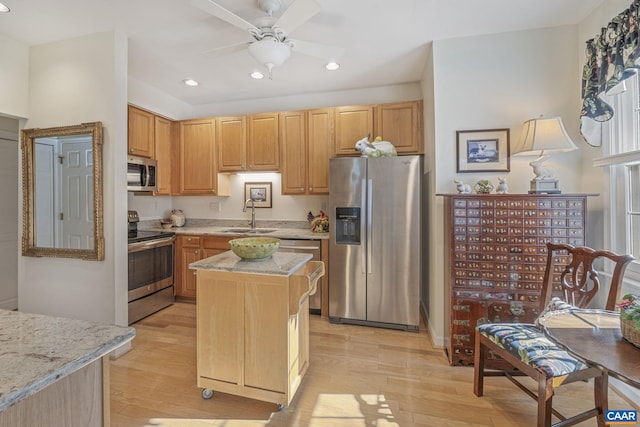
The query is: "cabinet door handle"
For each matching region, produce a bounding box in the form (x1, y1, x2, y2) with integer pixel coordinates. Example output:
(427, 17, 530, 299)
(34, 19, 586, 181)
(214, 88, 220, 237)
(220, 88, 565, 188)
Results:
(300, 187, 304, 192)
(309, 187, 313, 192)
(195, 250, 199, 254)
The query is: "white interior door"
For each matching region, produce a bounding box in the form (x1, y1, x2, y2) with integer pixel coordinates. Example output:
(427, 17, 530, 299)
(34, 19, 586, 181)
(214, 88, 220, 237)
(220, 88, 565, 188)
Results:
(60, 139, 93, 250)
(0, 129, 18, 310)
(35, 140, 57, 247)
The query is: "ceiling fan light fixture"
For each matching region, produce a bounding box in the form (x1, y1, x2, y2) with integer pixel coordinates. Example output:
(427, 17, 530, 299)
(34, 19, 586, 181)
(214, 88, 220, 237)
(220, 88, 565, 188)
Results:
(250, 71, 265, 79)
(325, 61, 340, 71)
(248, 38, 291, 72)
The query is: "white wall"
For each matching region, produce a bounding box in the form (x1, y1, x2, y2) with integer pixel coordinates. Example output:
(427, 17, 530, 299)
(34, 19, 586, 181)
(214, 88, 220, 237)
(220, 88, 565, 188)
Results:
(0, 34, 29, 119)
(424, 26, 582, 346)
(18, 31, 129, 326)
(129, 173, 328, 223)
(128, 76, 192, 120)
(191, 82, 423, 118)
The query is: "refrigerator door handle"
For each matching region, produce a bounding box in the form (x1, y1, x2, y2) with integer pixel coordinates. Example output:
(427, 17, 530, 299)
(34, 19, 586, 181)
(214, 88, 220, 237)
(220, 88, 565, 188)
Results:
(367, 178, 373, 274)
(361, 179, 367, 274)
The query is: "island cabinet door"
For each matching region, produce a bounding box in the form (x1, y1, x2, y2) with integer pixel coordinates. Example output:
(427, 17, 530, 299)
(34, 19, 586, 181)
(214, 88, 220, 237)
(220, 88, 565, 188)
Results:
(244, 279, 288, 393)
(197, 278, 243, 385)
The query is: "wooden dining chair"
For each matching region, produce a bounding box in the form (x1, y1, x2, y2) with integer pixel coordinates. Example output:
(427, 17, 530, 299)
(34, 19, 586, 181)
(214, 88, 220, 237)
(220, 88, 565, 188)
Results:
(473, 242, 634, 427)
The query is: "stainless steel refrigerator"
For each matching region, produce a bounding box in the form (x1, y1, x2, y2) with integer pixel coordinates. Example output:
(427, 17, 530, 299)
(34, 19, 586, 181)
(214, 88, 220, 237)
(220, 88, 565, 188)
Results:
(329, 155, 422, 331)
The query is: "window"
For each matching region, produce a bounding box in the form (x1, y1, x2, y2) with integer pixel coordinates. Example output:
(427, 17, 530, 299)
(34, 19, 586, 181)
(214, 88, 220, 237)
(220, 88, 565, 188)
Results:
(599, 72, 640, 283)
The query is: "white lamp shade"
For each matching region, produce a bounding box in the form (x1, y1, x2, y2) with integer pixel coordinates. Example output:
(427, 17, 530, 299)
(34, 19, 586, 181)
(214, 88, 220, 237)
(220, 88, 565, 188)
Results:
(248, 38, 291, 72)
(513, 116, 578, 156)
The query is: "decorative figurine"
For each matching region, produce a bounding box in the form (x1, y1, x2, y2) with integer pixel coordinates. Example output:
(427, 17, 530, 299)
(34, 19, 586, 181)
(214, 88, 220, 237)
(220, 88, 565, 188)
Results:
(354, 134, 398, 157)
(454, 180, 472, 194)
(496, 176, 509, 194)
(474, 179, 494, 194)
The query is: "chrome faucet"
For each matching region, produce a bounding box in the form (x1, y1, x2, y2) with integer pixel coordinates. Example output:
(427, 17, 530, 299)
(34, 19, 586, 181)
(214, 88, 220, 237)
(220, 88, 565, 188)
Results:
(243, 199, 256, 229)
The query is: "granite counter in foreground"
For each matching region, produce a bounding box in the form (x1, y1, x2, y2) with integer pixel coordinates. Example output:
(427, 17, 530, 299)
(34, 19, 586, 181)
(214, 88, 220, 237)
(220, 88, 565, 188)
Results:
(190, 251, 313, 276)
(0, 309, 135, 417)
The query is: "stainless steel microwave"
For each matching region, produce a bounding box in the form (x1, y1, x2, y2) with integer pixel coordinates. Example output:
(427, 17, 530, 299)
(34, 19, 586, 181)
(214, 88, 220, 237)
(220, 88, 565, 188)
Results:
(127, 155, 157, 192)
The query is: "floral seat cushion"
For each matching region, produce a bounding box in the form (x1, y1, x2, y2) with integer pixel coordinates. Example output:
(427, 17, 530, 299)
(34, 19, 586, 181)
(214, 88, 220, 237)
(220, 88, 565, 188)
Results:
(477, 323, 587, 377)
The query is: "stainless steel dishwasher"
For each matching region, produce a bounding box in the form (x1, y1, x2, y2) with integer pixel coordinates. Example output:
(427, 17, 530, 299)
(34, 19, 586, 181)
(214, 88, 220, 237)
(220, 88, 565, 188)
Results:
(278, 239, 322, 314)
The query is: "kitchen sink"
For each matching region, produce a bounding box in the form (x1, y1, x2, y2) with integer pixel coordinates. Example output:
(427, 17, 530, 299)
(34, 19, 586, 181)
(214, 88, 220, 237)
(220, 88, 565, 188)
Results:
(220, 228, 276, 234)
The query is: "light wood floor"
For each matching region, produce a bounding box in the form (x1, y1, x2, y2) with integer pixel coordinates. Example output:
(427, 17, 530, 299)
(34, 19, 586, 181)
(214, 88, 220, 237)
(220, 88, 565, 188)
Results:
(110, 302, 637, 427)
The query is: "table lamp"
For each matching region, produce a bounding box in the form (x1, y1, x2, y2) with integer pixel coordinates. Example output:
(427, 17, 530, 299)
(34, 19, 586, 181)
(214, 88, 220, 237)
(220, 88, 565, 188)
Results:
(513, 116, 578, 194)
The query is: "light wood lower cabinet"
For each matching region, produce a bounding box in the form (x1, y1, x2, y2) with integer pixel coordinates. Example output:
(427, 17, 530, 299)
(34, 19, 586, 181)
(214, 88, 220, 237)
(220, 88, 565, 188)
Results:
(196, 261, 324, 407)
(175, 235, 202, 299)
(175, 235, 239, 300)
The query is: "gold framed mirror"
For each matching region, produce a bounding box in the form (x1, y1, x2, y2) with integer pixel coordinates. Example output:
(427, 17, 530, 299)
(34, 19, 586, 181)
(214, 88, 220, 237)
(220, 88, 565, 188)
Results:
(21, 122, 104, 260)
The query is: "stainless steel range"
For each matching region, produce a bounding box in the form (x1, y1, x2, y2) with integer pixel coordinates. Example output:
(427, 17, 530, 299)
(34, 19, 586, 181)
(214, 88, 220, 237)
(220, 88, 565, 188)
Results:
(127, 210, 175, 324)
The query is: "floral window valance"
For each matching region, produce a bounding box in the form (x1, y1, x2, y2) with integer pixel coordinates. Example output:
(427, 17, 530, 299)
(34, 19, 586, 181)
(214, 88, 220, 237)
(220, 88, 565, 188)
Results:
(581, 0, 640, 147)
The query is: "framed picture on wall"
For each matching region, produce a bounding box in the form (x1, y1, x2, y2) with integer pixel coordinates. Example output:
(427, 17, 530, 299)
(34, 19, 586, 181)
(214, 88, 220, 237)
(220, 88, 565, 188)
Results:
(456, 128, 510, 173)
(244, 182, 272, 208)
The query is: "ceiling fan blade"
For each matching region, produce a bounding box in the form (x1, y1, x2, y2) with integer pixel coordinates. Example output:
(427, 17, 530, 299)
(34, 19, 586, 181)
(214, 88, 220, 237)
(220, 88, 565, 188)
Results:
(201, 42, 249, 57)
(289, 39, 345, 60)
(192, 0, 259, 32)
(273, 0, 321, 36)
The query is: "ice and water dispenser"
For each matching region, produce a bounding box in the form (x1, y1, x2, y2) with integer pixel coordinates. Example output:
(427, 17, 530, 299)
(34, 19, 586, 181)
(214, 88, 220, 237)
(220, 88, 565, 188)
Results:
(335, 207, 361, 245)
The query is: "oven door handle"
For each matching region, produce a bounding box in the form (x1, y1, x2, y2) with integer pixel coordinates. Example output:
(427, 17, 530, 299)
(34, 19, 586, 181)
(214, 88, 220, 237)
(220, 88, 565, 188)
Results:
(128, 236, 175, 253)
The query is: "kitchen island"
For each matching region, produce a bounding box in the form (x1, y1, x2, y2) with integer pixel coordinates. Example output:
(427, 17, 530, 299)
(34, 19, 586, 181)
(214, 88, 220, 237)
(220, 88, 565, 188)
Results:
(0, 309, 135, 426)
(190, 251, 324, 409)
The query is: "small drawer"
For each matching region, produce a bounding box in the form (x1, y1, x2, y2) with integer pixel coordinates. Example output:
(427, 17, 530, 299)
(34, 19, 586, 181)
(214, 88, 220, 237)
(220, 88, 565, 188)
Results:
(180, 235, 201, 247)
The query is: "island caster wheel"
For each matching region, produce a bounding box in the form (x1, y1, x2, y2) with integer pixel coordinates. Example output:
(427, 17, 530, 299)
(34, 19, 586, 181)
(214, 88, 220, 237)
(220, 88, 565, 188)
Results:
(201, 388, 214, 400)
(277, 403, 285, 411)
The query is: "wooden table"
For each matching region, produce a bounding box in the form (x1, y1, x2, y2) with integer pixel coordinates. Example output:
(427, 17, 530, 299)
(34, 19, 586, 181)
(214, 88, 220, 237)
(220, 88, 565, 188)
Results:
(538, 309, 640, 388)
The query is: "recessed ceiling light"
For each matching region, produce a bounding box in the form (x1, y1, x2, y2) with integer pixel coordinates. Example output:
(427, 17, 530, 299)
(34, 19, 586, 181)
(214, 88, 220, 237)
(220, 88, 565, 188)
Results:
(325, 61, 340, 71)
(250, 71, 264, 79)
(183, 78, 199, 86)
(0, 2, 10, 12)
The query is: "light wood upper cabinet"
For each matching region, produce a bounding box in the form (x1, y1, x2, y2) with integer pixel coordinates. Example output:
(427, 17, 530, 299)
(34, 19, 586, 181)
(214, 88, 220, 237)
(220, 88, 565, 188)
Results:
(128, 105, 155, 158)
(374, 101, 423, 154)
(248, 113, 279, 171)
(179, 118, 229, 195)
(306, 109, 332, 194)
(217, 113, 280, 172)
(280, 111, 307, 195)
(153, 115, 175, 195)
(280, 109, 332, 195)
(334, 105, 373, 156)
(217, 116, 247, 172)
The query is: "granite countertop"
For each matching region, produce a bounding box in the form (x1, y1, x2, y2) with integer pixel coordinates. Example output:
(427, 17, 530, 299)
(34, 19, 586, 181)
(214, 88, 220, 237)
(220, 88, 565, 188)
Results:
(0, 310, 135, 411)
(140, 219, 329, 240)
(190, 251, 313, 276)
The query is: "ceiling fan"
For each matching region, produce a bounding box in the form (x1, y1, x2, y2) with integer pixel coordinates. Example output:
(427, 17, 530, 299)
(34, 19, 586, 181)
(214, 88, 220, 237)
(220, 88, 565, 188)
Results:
(192, 0, 345, 78)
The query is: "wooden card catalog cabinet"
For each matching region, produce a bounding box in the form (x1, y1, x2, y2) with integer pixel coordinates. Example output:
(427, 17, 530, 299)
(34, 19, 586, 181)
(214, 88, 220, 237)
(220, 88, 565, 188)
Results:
(442, 194, 591, 366)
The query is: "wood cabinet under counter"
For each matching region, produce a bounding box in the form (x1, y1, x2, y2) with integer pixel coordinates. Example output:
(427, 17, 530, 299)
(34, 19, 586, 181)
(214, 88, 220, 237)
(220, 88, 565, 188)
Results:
(191, 252, 324, 408)
(0, 310, 134, 426)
